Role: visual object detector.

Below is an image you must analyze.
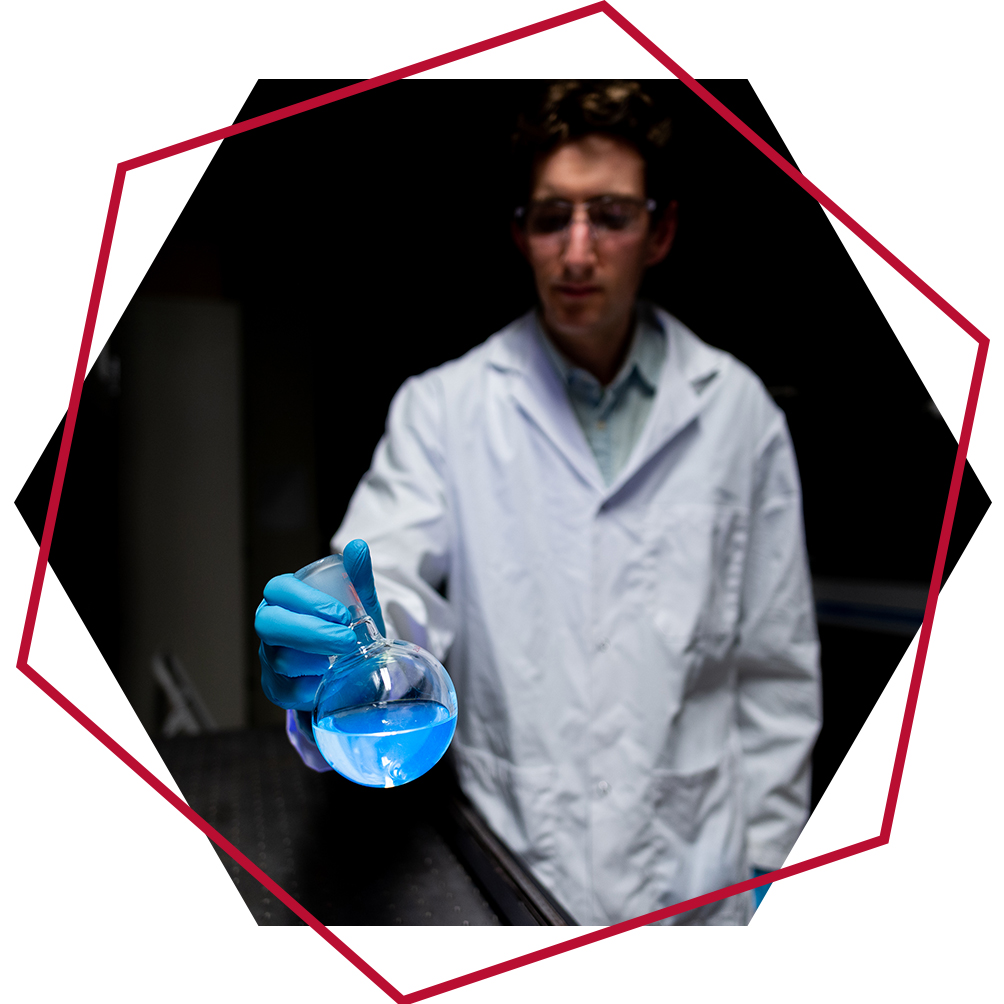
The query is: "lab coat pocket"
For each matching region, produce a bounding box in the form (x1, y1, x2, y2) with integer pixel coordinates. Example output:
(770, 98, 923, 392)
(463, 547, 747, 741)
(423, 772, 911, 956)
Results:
(643, 750, 745, 914)
(452, 742, 559, 863)
(508, 761, 563, 867)
(647, 755, 731, 847)
(648, 503, 747, 654)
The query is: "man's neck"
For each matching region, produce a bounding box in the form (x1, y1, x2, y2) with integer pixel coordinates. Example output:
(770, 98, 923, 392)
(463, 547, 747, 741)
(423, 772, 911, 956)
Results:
(541, 310, 635, 387)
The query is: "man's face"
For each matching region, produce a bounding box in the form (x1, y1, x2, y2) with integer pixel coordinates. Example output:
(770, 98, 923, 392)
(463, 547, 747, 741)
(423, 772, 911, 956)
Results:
(515, 133, 676, 351)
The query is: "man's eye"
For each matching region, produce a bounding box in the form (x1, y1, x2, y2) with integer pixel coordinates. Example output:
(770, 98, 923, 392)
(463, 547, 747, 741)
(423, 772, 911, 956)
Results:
(593, 204, 634, 230)
(531, 208, 571, 234)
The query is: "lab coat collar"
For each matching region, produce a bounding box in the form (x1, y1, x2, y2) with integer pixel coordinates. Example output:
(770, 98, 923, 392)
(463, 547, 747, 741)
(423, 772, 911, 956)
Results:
(486, 306, 725, 498)
(487, 312, 606, 492)
(605, 306, 724, 499)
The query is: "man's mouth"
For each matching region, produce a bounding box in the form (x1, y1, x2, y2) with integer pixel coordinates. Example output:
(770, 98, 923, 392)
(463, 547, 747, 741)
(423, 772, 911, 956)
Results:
(553, 284, 602, 299)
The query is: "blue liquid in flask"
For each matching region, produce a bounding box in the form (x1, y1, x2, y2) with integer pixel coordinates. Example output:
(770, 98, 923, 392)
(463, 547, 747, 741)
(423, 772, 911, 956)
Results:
(313, 699, 457, 788)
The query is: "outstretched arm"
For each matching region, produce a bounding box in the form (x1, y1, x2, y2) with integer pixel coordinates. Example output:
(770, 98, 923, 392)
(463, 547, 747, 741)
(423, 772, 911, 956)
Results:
(333, 372, 457, 660)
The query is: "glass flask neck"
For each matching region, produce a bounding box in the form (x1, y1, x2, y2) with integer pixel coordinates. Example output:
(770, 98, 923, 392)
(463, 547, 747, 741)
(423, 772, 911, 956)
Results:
(337, 612, 385, 664)
(293, 553, 387, 668)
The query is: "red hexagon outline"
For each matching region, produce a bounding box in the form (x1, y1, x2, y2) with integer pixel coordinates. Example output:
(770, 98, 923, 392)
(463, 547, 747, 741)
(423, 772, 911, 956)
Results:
(16, 3, 990, 1001)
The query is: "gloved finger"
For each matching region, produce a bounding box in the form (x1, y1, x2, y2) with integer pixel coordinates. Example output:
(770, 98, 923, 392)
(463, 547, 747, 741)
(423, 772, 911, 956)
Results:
(342, 538, 387, 636)
(263, 642, 331, 679)
(259, 643, 324, 711)
(255, 600, 358, 654)
(262, 573, 352, 623)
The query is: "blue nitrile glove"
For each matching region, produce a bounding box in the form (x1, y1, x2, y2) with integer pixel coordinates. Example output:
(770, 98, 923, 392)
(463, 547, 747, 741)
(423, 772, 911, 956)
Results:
(751, 868, 772, 911)
(342, 537, 386, 638)
(255, 539, 385, 712)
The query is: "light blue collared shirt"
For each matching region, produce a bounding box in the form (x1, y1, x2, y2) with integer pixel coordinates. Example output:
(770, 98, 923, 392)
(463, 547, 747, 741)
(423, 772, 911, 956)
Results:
(537, 305, 666, 485)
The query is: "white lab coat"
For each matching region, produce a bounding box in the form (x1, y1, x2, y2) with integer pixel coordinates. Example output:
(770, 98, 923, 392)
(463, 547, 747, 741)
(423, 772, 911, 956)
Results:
(332, 306, 821, 925)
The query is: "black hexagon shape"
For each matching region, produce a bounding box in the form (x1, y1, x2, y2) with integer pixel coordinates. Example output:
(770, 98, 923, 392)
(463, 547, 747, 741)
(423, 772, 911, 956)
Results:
(16, 78, 991, 930)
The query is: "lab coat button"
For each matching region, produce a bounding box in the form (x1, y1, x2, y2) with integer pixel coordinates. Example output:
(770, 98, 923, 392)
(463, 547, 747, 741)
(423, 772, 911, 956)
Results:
(596, 779, 611, 797)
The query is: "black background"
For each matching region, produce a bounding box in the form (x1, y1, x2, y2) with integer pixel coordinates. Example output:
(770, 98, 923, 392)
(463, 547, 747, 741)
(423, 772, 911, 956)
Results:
(17, 79, 990, 808)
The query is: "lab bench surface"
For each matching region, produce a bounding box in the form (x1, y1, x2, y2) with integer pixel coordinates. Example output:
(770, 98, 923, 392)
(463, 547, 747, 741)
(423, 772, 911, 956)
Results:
(155, 728, 573, 927)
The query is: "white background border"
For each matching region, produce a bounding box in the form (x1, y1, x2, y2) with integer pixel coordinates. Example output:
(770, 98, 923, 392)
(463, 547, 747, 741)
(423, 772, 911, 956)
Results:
(3, 2, 1001, 1001)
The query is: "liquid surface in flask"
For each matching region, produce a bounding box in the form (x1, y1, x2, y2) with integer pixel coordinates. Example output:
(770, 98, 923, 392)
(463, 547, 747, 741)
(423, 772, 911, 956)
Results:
(313, 699, 457, 787)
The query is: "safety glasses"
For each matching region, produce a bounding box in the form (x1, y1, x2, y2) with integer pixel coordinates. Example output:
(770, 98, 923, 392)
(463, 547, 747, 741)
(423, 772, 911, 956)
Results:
(515, 195, 657, 242)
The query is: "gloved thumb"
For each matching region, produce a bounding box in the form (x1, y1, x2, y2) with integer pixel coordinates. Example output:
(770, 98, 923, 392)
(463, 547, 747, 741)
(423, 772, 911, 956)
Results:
(342, 538, 386, 636)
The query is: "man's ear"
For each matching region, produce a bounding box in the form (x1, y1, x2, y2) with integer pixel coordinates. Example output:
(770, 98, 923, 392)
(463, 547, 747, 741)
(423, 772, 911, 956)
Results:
(511, 219, 530, 260)
(644, 200, 678, 267)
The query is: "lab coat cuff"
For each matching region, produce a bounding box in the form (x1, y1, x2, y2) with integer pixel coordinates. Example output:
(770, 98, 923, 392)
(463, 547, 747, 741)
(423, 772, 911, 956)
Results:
(746, 840, 789, 873)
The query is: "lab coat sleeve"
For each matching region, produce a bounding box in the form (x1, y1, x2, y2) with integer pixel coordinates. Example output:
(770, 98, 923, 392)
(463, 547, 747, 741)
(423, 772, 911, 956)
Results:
(735, 412, 822, 872)
(332, 373, 457, 662)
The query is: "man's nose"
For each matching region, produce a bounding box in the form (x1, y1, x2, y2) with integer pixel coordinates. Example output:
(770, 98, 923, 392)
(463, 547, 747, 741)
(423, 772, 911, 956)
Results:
(561, 209, 597, 272)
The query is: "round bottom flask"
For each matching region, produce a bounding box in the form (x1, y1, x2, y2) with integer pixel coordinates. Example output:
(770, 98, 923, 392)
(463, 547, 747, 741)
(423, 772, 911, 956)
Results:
(295, 554, 458, 788)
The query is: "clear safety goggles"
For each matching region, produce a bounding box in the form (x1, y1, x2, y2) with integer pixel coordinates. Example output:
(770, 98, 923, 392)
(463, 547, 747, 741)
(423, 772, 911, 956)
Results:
(514, 195, 657, 243)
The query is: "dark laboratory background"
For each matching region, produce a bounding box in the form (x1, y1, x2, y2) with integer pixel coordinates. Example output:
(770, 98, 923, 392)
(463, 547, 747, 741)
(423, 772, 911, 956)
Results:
(17, 79, 989, 927)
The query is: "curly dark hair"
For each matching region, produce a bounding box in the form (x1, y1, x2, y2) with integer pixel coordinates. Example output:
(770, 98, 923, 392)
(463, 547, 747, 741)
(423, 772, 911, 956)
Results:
(511, 80, 674, 214)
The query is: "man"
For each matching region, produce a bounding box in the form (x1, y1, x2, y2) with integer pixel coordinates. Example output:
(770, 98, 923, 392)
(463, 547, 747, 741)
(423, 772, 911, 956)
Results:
(256, 81, 821, 925)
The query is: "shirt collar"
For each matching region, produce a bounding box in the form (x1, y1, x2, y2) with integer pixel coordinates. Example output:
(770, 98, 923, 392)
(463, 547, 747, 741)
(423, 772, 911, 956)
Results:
(535, 304, 666, 404)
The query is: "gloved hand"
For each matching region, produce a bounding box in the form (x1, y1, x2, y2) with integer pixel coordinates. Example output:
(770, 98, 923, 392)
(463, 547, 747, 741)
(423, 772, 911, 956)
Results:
(255, 539, 386, 712)
(751, 867, 772, 911)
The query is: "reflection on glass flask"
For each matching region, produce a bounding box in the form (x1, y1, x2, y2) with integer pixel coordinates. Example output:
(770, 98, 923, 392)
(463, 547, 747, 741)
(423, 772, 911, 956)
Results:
(295, 553, 458, 788)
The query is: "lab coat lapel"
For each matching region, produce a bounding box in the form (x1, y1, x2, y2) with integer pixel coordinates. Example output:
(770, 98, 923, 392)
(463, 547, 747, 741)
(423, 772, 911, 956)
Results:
(605, 311, 724, 498)
(490, 315, 605, 493)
